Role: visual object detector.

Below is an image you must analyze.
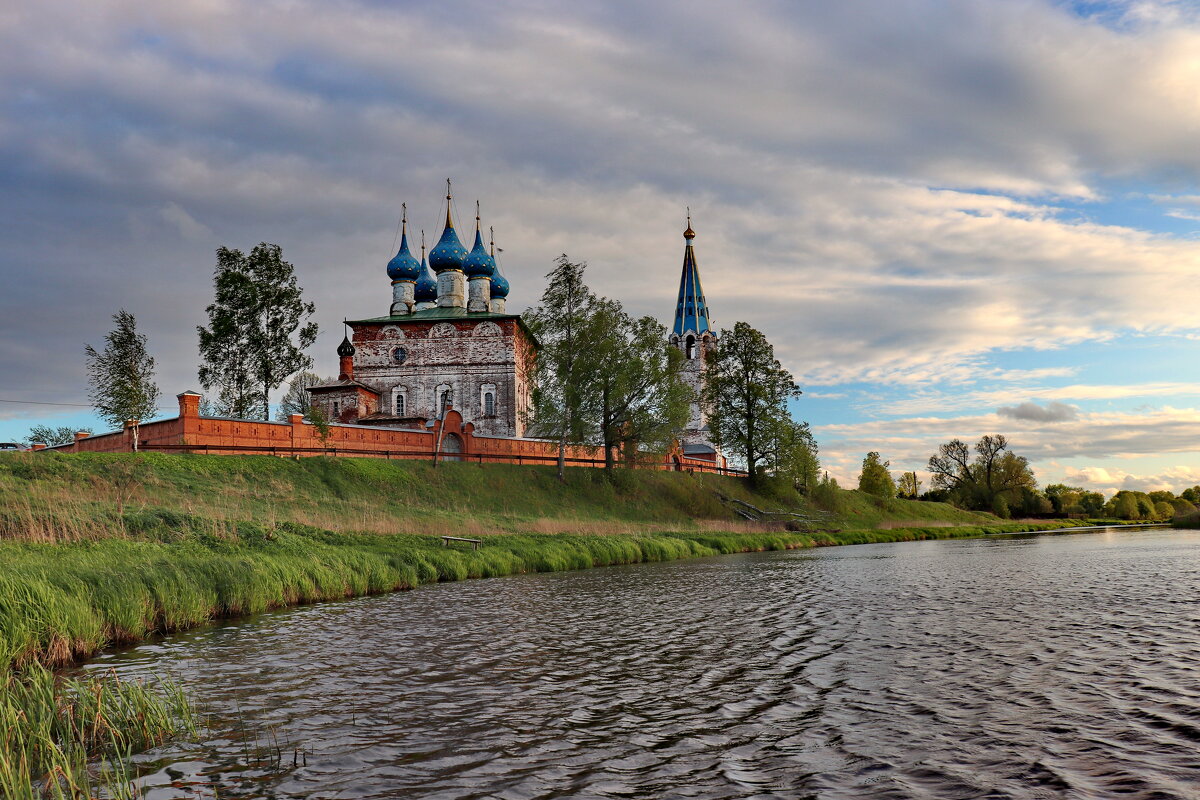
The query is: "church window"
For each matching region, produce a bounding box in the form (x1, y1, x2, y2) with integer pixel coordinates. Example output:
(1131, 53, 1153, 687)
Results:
(484, 392, 495, 417)
(392, 346, 408, 364)
(332, 400, 340, 418)
(436, 385, 454, 416)
(393, 387, 407, 416)
(686, 335, 696, 359)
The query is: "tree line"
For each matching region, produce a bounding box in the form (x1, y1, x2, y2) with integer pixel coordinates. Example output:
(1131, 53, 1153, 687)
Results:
(28, 241, 1191, 525)
(38, 245, 821, 492)
(849, 435, 1200, 521)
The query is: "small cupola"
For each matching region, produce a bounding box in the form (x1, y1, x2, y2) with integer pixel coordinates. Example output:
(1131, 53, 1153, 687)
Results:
(463, 202, 496, 278)
(386, 204, 421, 281)
(488, 227, 510, 299)
(414, 232, 437, 303)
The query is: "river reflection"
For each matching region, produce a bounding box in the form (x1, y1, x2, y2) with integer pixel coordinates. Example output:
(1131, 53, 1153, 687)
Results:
(88, 528, 1200, 799)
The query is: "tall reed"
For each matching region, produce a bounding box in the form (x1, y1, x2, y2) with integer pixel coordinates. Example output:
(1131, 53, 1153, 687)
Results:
(0, 665, 196, 799)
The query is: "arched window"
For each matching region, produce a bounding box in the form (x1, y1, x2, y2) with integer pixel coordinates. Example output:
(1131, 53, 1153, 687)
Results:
(393, 389, 406, 417)
(440, 389, 453, 411)
(484, 392, 495, 417)
(686, 335, 696, 359)
(332, 400, 340, 418)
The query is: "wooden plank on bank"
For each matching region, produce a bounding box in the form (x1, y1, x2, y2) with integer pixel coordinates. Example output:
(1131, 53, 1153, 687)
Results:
(441, 536, 483, 550)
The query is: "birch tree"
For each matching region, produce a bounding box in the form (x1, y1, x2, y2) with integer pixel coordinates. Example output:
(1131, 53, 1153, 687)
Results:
(85, 309, 161, 428)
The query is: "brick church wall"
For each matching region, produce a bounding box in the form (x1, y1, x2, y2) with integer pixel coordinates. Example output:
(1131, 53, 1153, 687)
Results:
(347, 317, 532, 438)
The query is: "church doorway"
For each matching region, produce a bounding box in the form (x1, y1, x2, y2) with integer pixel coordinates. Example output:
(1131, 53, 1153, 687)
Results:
(441, 433, 463, 462)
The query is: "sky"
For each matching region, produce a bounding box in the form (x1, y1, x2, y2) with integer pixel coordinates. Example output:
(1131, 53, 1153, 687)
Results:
(3, 0, 1200, 496)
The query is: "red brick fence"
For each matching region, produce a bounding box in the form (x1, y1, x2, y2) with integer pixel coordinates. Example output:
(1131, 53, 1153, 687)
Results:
(40, 391, 741, 477)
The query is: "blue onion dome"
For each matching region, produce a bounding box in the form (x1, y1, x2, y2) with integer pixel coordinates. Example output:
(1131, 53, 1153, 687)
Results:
(463, 223, 496, 279)
(428, 194, 468, 274)
(490, 262, 510, 299)
(337, 334, 355, 357)
(386, 226, 421, 282)
(414, 244, 437, 302)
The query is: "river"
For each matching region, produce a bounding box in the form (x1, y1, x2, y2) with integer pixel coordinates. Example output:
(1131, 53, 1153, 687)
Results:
(87, 526, 1200, 799)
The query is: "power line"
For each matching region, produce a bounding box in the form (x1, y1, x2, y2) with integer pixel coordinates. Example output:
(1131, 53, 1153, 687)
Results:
(0, 399, 94, 408)
(0, 399, 169, 412)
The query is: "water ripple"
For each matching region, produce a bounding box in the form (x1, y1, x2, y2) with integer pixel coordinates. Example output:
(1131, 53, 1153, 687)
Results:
(87, 528, 1200, 799)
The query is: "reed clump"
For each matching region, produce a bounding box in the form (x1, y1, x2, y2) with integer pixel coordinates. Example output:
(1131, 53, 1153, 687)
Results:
(0, 664, 196, 799)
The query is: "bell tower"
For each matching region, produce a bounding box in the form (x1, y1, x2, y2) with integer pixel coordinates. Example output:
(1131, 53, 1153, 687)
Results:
(669, 212, 718, 454)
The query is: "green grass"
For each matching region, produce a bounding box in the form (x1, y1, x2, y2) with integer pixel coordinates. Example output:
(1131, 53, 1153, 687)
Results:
(0, 452, 989, 541)
(0, 453, 1149, 796)
(0, 664, 195, 799)
(821, 488, 997, 528)
(0, 516, 1135, 673)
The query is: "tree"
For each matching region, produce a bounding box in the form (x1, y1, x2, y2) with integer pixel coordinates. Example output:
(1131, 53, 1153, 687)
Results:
(702, 322, 801, 485)
(765, 418, 820, 494)
(1079, 491, 1105, 517)
(277, 371, 326, 421)
(811, 471, 843, 512)
(927, 434, 1036, 512)
(858, 452, 896, 499)
(1014, 487, 1053, 516)
(573, 299, 692, 472)
(25, 425, 88, 447)
(1103, 490, 1158, 520)
(1105, 492, 1142, 520)
(897, 471, 922, 500)
(1045, 484, 1083, 515)
(84, 309, 161, 429)
(1171, 497, 1195, 514)
(198, 243, 318, 420)
(1181, 486, 1200, 505)
(524, 256, 596, 481)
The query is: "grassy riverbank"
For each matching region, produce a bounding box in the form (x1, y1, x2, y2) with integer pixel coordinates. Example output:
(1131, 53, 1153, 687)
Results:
(0, 452, 1140, 671)
(1, 515, 1123, 672)
(0, 451, 991, 542)
(0, 452, 1140, 795)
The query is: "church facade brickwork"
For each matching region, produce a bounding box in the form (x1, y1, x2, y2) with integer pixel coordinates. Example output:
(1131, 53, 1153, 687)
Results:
(308, 311, 534, 438)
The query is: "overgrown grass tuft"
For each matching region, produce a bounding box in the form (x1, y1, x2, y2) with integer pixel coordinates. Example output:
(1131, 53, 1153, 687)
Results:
(0, 664, 195, 799)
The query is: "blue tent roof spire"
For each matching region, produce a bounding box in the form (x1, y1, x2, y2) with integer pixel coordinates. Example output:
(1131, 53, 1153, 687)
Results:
(673, 211, 711, 337)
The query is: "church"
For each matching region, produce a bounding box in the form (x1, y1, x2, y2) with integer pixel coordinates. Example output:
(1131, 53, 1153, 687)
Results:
(307, 184, 720, 460)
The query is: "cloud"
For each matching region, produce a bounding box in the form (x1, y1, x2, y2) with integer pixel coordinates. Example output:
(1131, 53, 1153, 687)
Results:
(4, 0, 1200, 477)
(1064, 464, 1200, 495)
(874, 382, 1200, 417)
(997, 401, 1079, 422)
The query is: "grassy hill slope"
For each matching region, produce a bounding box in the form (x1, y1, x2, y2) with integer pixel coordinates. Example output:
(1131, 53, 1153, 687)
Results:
(0, 451, 990, 542)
